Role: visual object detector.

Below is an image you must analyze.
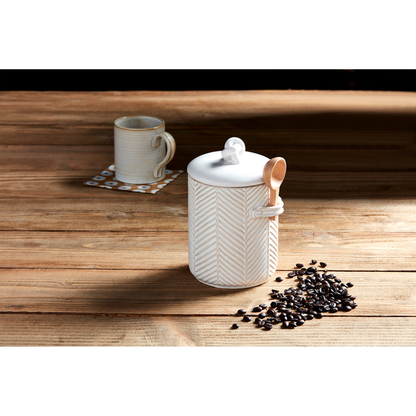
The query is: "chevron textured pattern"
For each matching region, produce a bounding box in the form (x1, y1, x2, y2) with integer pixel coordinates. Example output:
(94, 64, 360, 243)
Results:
(244, 184, 270, 287)
(188, 175, 219, 286)
(216, 187, 247, 287)
(188, 175, 196, 276)
(188, 176, 280, 288)
(269, 218, 279, 276)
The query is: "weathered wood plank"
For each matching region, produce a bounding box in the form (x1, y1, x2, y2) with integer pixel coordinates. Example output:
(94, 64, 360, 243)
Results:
(0, 196, 414, 233)
(0, 231, 188, 269)
(1, 314, 415, 346)
(0, 270, 414, 316)
(0, 230, 415, 270)
(0, 175, 186, 199)
(0, 170, 416, 200)
(1, 90, 415, 126)
(0, 124, 414, 147)
(1, 145, 416, 175)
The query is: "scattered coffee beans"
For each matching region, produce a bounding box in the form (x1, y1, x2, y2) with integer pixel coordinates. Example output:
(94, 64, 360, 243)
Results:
(232, 260, 357, 331)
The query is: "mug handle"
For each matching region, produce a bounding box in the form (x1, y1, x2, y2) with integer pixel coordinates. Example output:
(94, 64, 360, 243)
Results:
(151, 132, 176, 179)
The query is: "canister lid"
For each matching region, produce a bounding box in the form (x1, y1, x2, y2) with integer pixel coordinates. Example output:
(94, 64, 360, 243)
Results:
(187, 137, 270, 187)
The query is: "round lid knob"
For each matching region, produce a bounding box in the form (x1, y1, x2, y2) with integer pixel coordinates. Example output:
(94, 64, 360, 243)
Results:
(187, 138, 270, 187)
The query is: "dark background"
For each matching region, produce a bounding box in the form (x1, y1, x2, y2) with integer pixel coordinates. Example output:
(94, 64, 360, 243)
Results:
(1, 69, 415, 91)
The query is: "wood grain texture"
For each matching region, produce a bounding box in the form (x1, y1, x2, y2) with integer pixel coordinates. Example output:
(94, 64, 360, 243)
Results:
(1, 90, 416, 125)
(1, 172, 416, 200)
(1, 314, 415, 346)
(0, 228, 415, 270)
(2, 144, 416, 174)
(0, 270, 414, 316)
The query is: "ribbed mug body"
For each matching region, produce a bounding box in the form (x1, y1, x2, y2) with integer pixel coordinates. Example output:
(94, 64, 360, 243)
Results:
(114, 117, 166, 184)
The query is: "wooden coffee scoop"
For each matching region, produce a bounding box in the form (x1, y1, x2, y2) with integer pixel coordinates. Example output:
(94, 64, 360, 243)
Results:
(263, 157, 287, 220)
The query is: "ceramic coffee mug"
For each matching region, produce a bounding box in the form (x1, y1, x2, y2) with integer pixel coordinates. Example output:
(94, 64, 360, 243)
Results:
(114, 115, 176, 184)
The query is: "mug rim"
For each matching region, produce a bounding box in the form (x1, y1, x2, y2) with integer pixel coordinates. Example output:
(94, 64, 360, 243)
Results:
(114, 115, 165, 131)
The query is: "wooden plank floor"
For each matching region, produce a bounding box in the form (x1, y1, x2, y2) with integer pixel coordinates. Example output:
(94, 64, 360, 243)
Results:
(1, 90, 416, 346)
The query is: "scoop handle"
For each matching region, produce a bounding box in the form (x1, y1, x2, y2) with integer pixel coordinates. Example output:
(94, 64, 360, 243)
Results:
(269, 188, 279, 220)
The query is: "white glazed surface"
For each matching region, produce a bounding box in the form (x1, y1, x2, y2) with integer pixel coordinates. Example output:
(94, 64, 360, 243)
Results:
(188, 175, 282, 289)
(187, 137, 270, 187)
(114, 116, 175, 184)
(187, 150, 270, 188)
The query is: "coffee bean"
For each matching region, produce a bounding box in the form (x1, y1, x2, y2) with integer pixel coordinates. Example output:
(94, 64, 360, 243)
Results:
(264, 323, 273, 330)
(232, 323, 239, 329)
(275, 277, 283, 282)
(235, 263, 356, 331)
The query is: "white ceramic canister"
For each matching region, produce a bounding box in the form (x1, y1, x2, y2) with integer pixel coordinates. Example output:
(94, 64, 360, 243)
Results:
(187, 137, 285, 289)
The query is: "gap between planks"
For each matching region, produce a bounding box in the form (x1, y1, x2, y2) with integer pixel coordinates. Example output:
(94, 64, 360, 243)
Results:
(0, 311, 414, 318)
(0, 267, 414, 272)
